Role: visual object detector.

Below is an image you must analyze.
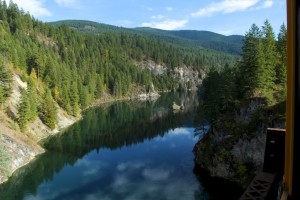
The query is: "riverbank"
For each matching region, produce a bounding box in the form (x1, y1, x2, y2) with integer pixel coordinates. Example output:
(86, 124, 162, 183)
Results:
(0, 74, 161, 184)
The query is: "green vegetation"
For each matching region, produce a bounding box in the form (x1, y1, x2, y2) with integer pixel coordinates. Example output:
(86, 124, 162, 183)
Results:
(51, 20, 244, 55)
(196, 20, 287, 186)
(0, 1, 241, 130)
(39, 89, 58, 130)
(202, 20, 287, 118)
(0, 57, 12, 104)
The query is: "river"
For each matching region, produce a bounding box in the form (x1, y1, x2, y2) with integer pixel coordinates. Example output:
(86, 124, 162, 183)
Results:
(0, 93, 243, 200)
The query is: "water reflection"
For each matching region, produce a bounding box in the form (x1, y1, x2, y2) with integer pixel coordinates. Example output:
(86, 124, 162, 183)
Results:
(0, 92, 207, 200)
(25, 127, 203, 200)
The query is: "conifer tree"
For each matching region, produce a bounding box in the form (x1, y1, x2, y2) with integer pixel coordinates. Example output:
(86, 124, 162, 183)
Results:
(27, 78, 38, 121)
(0, 58, 12, 103)
(39, 89, 57, 130)
(0, 0, 8, 21)
(258, 20, 277, 101)
(69, 82, 80, 116)
(17, 89, 31, 130)
(0, 86, 4, 104)
(240, 24, 262, 98)
(276, 23, 287, 86)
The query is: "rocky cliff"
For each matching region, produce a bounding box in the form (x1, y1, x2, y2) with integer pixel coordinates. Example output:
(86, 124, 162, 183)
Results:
(0, 74, 77, 184)
(137, 61, 205, 91)
(193, 98, 285, 187)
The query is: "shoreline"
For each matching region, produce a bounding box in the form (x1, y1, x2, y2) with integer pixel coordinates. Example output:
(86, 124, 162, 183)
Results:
(0, 92, 161, 185)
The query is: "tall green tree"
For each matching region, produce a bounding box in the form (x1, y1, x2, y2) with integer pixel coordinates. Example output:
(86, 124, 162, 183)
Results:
(39, 89, 57, 130)
(239, 24, 262, 98)
(69, 82, 80, 116)
(258, 20, 277, 101)
(276, 23, 287, 86)
(0, 58, 12, 103)
(27, 78, 38, 121)
(17, 89, 31, 130)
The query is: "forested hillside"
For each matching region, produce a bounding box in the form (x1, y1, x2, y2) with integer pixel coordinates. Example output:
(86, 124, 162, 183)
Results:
(51, 20, 244, 55)
(0, 1, 240, 127)
(0, 1, 242, 182)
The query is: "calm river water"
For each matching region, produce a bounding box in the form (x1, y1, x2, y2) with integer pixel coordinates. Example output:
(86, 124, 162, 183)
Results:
(0, 93, 243, 200)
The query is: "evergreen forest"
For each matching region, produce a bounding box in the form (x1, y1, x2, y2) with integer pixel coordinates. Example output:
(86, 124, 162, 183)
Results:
(0, 1, 240, 130)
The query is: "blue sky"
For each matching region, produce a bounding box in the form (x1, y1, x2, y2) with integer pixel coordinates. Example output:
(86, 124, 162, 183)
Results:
(6, 0, 286, 35)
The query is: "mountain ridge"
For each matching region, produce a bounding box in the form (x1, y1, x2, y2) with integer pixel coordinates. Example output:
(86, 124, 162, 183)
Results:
(49, 20, 244, 55)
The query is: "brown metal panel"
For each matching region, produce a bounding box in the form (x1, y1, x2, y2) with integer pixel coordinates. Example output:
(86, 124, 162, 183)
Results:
(263, 129, 285, 174)
(285, 0, 296, 196)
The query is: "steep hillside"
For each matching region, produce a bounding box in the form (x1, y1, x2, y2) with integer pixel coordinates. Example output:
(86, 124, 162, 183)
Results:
(0, 73, 77, 183)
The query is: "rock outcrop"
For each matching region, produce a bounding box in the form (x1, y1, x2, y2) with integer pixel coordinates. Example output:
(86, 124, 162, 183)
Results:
(136, 61, 205, 91)
(193, 98, 285, 187)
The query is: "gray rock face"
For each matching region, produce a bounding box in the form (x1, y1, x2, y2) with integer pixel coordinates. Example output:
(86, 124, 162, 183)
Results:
(193, 98, 282, 187)
(138, 61, 167, 75)
(136, 61, 205, 91)
(174, 66, 203, 91)
(231, 134, 266, 168)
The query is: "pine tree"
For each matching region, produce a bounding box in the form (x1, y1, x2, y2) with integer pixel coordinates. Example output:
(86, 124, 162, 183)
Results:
(69, 82, 80, 116)
(240, 24, 262, 98)
(258, 20, 277, 101)
(0, 86, 4, 104)
(0, 58, 12, 103)
(17, 89, 31, 130)
(0, 0, 8, 21)
(276, 23, 287, 86)
(95, 75, 103, 98)
(39, 89, 57, 130)
(27, 78, 38, 121)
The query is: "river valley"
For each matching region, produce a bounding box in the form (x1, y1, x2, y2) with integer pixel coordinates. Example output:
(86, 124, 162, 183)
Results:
(0, 93, 243, 200)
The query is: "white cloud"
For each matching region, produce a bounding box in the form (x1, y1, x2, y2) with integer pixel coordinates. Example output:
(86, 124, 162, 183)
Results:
(83, 167, 99, 176)
(263, 0, 274, 7)
(113, 174, 129, 187)
(151, 15, 166, 20)
(191, 0, 261, 17)
(142, 168, 172, 181)
(117, 161, 146, 171)
(5, 0, 51, 17)
(141, 18, 188, 30)
(55, 0, 80, 8)
(253, 0, 273, 10)
(166, 7, 173, 12)
(168, 128, 191, 136)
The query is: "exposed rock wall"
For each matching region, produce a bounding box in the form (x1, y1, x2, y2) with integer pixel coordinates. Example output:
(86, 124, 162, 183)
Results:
(136, 61, 205, 91)
(193, 98, 284, 187)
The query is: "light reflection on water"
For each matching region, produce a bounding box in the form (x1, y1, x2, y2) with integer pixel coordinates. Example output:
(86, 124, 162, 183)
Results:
(1, 93, 225, 200)
(24, 127, 207, 200)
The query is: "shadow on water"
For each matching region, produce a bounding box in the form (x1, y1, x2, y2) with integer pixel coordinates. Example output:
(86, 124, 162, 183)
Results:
(0, 92, 200, 200)
(193, 161, 244, 200)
